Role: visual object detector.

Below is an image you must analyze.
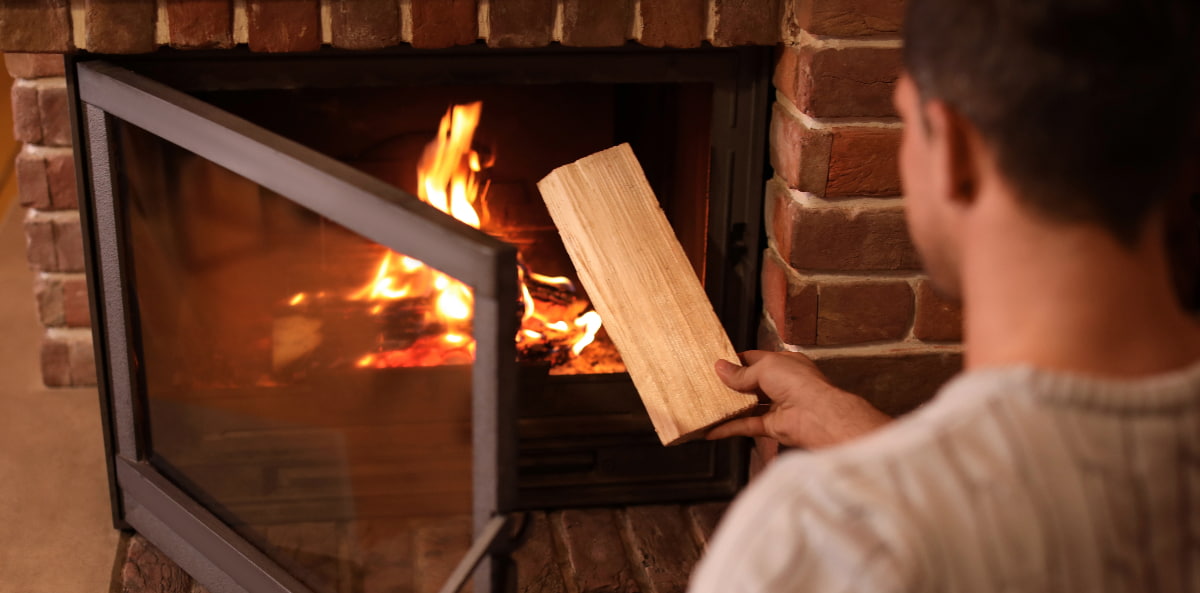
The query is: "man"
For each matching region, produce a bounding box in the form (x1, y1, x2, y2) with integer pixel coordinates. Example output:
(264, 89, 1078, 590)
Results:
(691, 0, 1200, 591)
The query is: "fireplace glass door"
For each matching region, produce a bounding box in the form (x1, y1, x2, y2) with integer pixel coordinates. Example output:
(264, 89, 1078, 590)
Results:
(78, 61, 517, 593)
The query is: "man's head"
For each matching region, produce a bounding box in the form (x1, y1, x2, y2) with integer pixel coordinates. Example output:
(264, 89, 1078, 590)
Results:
(896, 0, 1199, 296)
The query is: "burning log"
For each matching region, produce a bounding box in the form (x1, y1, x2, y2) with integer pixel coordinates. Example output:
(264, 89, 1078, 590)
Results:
(537, 143, 757, 445)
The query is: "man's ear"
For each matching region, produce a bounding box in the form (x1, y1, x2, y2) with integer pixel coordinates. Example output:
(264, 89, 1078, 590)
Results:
(922, 100, 981, 207)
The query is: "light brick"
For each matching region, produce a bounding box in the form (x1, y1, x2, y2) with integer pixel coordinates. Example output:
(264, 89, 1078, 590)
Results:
(53, 216, 85, 273)
(44, 150, 77, 209)
(23, 215, 56, 270)
(41, 330, 96, 387)
(38, 83, 72, 147)
(16, 150, 51, 209)
(31, 272, 89, 330)
(12, 83, 42, 143)
(4, 53, 65, 79)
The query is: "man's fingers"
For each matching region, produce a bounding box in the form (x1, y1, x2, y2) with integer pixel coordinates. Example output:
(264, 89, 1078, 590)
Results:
(715, 358, 760, 392)
(705, 415, 768, 440)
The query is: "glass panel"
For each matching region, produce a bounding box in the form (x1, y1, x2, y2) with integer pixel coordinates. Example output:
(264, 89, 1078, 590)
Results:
(115, 120, 477, 593)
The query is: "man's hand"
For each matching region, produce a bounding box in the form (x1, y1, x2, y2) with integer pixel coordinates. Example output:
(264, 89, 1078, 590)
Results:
(707, 351, 892, 449)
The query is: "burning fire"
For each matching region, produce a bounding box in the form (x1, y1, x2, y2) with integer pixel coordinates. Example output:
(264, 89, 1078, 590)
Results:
(286, 101, 606, 370)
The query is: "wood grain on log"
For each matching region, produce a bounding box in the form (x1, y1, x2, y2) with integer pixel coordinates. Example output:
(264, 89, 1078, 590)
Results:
(537, 144, 757, 445)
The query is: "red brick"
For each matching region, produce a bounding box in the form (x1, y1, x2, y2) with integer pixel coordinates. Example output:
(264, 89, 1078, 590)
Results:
(758, 313, 785, 350)
(247, 0, 321, 52)
(639, 0, 705, 48)
(63, 275, 91, 327)
(16, 151, 51, 209)
(167, 0, 233, 49)
(69, 334, 96, 384)
(561, 0, 630, 47)
(45, 150, 77, 209)
(826, 127, 901, 197)
(622, 506, 699, 593)
(53, 216, 85, 272)
(913, 279, 962, 342)
(38, 83, 71, 147)
(122, 535, 192, 593)
(769, 102, 831, 193)
(40, 335, 71, 387)
(414, 518, 472, 593)
(34, 273, 92, 329)
(24, 216, 56, 270)
(712, 0, 782, 46)
(817, 279, 913, 345)
(762, 249, 817, 345)
(4, 53, 65, 79)
(771, 185, 919, 271)
(329, 0, 401, 49)
(776, 45, 901, 118)
(510, 512, 566, 593)
(411, 0, 477, 49)
(34, 275, 65, 326)
(12, 83, 42, 143)
(487, 0, 555, 48)
(557, 509, 639, 593)
(786, 0, 904, 38)
(0, 0, 72, 52)
(686, 502, 728, 544)
(85, 0, 157, 54)
(814, 350, 962, 416)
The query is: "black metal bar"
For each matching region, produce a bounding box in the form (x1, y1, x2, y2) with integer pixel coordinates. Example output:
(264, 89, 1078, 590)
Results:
(106, 46, 744, 92)
(75, 61, 510, 296)
(67, 53, 127, 530)
(435, 515, 511, 593)
(117, 458, 316, 593)
(84, 104, 143, 461)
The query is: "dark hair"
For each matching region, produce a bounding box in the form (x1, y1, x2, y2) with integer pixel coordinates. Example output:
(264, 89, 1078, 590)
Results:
(903, 0, 1200, 244)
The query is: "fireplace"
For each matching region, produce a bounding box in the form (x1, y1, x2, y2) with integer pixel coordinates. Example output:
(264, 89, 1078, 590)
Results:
(72, 47, 769, 593)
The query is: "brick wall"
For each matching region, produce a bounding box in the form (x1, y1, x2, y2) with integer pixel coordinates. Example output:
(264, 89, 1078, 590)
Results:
(7, 53, 95, 387)
(764, 0, 962, 425)
(3, 0, 961, 409)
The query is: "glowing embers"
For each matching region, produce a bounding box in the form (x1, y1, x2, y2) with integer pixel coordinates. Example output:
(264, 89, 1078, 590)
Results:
(280, 101, 621, 373)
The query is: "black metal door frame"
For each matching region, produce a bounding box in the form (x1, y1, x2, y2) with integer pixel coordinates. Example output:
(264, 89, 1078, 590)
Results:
(72, 59, 519, 593)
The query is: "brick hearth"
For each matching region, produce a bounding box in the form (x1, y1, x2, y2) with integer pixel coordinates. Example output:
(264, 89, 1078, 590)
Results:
(117, 504, 728, 593)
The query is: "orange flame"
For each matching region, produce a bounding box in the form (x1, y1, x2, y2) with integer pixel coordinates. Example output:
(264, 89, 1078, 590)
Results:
(331, 101, 606, 369)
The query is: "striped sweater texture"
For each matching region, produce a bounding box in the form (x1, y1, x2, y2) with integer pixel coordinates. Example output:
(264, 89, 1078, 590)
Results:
(689, 361, 1200, 593)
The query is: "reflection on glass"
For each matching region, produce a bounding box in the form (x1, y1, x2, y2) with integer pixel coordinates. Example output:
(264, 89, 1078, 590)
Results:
(117, 121, 474, 593)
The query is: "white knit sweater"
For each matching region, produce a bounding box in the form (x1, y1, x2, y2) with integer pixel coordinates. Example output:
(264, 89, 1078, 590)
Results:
(689, 361, 1200, 593)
